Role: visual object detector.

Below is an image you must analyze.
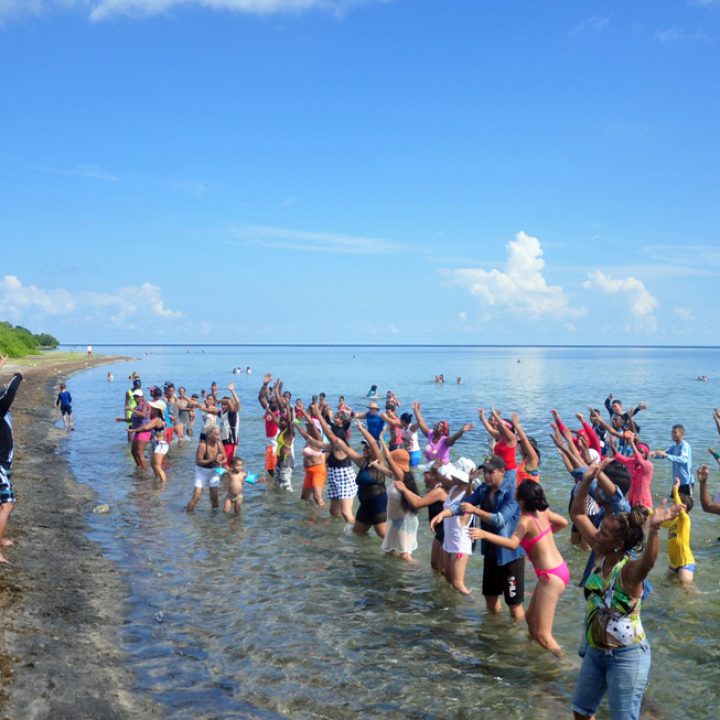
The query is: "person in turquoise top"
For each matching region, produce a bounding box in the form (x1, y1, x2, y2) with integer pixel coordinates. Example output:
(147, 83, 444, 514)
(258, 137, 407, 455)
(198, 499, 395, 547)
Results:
(570, 458, 684, 720)
(652, 424, 692, 495)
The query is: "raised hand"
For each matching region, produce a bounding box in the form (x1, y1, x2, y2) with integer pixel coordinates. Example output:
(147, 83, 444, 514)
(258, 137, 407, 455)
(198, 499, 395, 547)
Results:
(263, 373, 272, 384)
(462, 423, 474, 433)
(412, 400, 421, 412)
(650, 499, 684, 528)
(697, 464, 710, 483)
(511, 412, 521, 427)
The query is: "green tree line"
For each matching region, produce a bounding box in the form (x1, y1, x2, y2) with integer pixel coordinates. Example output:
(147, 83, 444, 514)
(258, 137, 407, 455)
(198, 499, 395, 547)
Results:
(0, 322, 60, 357)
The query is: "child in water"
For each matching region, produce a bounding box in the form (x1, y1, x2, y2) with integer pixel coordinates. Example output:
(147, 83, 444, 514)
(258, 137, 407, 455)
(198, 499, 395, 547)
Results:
(662, 478, 695, 587)
(223, 457, 247, 513)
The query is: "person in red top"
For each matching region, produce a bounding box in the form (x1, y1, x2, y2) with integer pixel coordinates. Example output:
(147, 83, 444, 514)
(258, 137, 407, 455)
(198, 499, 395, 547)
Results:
(610, 433, 654, 509)
(551, 409, 602, 461)
(478, 407, 517, 483)
(258, 374, 280, 479)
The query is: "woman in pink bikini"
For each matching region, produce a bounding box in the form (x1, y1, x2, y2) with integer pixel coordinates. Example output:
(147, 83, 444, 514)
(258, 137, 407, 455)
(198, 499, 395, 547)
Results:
(470, 480, 569, 654)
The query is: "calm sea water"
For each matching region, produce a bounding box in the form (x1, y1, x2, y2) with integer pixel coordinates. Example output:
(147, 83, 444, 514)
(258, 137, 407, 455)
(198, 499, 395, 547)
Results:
(59, 346, 720, 719)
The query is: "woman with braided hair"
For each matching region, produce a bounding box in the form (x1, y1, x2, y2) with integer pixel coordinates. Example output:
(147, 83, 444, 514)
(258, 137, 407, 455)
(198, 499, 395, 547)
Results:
(569, 461, 684, 720)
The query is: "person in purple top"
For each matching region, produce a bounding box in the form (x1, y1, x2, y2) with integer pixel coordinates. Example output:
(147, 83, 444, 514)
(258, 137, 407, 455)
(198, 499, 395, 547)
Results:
(0, 355, 23, 563)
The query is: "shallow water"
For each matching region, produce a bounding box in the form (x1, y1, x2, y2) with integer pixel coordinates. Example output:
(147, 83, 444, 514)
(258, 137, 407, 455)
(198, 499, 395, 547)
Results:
(62, 346, 720, 718)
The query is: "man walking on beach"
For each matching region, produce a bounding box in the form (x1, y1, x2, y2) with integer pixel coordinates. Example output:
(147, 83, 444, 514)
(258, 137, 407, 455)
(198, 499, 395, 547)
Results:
(0, 355, 23, 563)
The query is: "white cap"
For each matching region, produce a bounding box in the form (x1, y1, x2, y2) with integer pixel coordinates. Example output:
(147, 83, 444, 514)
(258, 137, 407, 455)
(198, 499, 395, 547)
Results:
(455, 457, 477, 475)
(438, 462, 470, 484)
(588, 448, 600, 463)
(132, 389, 144, 397)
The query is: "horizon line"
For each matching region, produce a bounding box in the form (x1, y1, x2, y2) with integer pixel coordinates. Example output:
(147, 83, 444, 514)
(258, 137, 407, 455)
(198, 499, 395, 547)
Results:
(60, 343, 720, 349)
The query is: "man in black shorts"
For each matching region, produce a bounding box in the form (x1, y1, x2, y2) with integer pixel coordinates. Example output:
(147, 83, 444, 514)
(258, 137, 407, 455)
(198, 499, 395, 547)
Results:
(457, 454, 525, 620)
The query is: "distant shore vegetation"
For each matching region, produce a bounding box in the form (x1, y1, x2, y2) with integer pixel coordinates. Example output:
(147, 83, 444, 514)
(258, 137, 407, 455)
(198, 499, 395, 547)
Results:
(0, 321, 60, 357)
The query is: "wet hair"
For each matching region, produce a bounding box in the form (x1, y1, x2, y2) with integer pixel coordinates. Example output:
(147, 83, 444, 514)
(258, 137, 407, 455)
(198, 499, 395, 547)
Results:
(613, 506, 651, 553)
(672, 424, 685, 433)
(517, 480, 549, 512)
(399, 471, 420, 515)
(400, 412, 413, 424)
(231, 456, 245, 468)
(679, 492, 694, 513)
(370, 384, 378, 391)
(604, 460, 632, 496)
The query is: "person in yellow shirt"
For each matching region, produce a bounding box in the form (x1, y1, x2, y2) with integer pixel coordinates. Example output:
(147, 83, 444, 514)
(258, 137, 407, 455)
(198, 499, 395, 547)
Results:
(662, 478, 695, 585)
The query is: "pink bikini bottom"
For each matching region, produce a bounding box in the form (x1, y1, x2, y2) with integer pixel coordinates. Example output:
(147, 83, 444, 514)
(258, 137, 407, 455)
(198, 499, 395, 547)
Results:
(534, 560, 570, 587)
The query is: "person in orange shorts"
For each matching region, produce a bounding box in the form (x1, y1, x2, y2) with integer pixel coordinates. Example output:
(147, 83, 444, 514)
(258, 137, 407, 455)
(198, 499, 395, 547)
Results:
(297, 401, 327, 506)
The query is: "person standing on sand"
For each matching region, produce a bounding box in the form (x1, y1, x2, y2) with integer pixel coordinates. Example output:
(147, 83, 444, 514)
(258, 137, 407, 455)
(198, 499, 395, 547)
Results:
(0, 356, 22, 563)
(55, 382, 74, 430)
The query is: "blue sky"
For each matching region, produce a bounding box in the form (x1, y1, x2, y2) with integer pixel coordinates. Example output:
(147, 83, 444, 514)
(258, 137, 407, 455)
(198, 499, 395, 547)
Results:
(1, 0, 719, 345)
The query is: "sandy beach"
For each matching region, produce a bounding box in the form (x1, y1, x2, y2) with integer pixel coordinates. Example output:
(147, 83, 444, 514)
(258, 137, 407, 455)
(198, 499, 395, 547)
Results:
(0, 356, 160, 720)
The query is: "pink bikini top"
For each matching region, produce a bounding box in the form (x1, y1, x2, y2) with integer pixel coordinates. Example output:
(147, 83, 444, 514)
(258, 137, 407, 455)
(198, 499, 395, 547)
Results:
(519, 514, 552, 554)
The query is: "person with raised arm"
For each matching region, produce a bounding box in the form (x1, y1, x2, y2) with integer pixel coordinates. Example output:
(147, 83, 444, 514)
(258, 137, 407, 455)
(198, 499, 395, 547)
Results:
(569, 463, 683, 720)
(413, 401, 473, 466)
(353, 400, 385, 443)
(379, 440, 420, 563)
(478, 407, 517, 481)
(427, 460, 478, 595)
(394, 465, 450, 574)
(697, 464, 720, 516)
(295, 399, 327, 507)
(218, 383, 241, 465)
(258, 373, 281, 481)
(331, 418, 393, 538)
(610, 432, 654, 510)
(590, 408, 633, 457)
(552, 408, 602, 461)
(604, 392, 647, 433)
(311, 404, 356, 524)
(0, 356, 22, 563)
(511, 412, 541, 485)
(470, 481, 569, 654)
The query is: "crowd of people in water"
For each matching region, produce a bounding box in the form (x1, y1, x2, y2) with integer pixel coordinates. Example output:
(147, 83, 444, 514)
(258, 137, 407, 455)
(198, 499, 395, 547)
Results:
(108, 368, 720, 718)
(3, 356, 720, 719)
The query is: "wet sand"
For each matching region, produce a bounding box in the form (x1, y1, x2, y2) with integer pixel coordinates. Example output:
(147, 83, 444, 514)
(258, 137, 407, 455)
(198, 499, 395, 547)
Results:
(0, 356, 160, 720)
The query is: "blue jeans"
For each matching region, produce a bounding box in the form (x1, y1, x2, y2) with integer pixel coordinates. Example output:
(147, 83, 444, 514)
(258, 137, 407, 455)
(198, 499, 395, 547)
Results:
(572, 640, 651, 720)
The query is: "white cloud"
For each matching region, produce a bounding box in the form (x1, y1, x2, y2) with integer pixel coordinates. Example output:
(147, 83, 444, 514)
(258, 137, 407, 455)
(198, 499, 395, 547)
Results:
(445, 231, 584, 319)
(583, 270, 659, 319)
(0, 275, 182, 328)
(673, 306, 695, 322)
(458, 311, 467, 324)
(0, 275, 76, 316)
(655, 27, 708, 42)
(569, 15, 611, 36)
(228, 225, 408, 255)
(0, 0, 379, 23)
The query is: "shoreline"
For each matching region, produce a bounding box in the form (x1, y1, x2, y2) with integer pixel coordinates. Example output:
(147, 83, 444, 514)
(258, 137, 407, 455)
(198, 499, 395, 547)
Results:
(0, 356, 160, 719)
